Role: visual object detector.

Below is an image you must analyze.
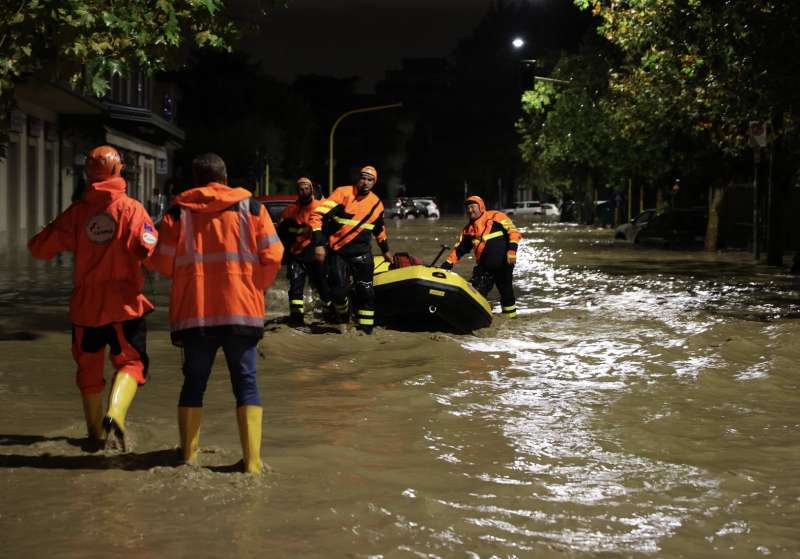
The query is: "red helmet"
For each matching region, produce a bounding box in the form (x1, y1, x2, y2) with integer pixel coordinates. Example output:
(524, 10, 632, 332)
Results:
(85, 145, 123, 181)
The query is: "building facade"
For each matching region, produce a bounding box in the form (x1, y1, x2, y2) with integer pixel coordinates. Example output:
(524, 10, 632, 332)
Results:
(0, 74, 184, 254)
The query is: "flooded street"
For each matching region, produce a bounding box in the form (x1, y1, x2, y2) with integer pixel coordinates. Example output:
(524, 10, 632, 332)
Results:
(1, 217, 799, 558)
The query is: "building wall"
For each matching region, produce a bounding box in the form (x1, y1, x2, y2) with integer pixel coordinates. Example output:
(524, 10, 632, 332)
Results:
(0, 108, 64, 255)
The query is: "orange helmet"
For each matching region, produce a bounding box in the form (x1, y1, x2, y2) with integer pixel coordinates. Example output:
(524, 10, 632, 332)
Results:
(85, 145, 123, 181)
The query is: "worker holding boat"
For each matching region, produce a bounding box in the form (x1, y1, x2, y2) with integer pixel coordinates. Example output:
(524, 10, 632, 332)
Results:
(147, 153, 283, 473)
(442, 195, 521, 318)
(28, 145, 157, 450)
(310, 165, 392, 334)
(276, 176, 333, 326)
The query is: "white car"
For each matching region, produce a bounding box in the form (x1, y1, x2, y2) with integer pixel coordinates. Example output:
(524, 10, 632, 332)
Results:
(410, 197, 440, 218)
(540, 203, 560, 221)
(502, 200, 542, 216)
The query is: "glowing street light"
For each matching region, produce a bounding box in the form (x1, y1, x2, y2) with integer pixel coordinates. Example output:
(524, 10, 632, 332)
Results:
(511, 37, 525, 49)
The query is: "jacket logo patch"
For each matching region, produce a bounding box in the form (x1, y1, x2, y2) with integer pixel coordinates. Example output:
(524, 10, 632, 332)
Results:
(85, 213, 116, 244)
(142, 222, 157, 245)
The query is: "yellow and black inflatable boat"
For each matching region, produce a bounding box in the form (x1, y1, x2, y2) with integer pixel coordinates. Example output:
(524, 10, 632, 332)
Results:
(373, 256, 492, 333)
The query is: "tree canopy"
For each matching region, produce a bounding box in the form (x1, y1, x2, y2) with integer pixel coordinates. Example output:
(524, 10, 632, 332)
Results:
(518, 0, 800, 219)
(0, 0, 279, 128)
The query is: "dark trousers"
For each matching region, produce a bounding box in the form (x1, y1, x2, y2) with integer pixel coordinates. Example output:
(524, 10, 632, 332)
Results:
(179, 335, 260, 407)
(471, 265, 516, 315)
(327, 251, 375, 327)
(287, 256, 331, 315)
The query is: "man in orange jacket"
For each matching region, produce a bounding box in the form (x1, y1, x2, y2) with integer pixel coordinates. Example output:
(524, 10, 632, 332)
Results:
(28, 145, 157, 450)
(442, 195, 522, 317)
(147, 153, 283, 474)
(310, 166, 392, 334)
(276, 176, 332, 327)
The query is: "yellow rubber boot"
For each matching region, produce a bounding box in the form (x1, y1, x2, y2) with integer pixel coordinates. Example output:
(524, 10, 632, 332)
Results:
(236, 405, 263, 474)
(81, 392, 106, 442)
(178, 406, 202, 465)
(103, 371, 138, 451)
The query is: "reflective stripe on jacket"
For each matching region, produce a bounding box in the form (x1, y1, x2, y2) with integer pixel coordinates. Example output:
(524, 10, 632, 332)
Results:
(146, 183, 283, 344)
(309, 185, 388, 255)
(28, 176, 157, 326)
(446, 195, 521, 269)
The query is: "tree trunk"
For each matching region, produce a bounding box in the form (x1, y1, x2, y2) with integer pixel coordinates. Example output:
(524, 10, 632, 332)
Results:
(705, 181, 727, 251)
(766, 151, 785, 267)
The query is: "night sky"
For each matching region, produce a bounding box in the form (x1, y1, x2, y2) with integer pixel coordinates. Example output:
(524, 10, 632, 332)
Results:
(243, 0, 495, 90)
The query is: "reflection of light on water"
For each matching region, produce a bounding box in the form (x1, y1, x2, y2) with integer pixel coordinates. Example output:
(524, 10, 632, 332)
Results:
(424, 226, 800, 553)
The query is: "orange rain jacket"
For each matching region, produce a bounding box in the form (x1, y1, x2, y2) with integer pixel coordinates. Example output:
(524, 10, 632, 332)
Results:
(446, 195, 522, 269)
(28, 176, 157, 326)
(309, 185, 389, 255)
(277, 197, 324, 257)
(147, 183, 283, 344)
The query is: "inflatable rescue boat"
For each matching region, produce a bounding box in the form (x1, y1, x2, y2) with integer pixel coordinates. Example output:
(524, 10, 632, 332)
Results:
(373, 254, 492, 333)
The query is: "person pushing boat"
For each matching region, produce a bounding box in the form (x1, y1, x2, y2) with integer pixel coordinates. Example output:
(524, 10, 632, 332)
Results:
(442, 195, 521, 318)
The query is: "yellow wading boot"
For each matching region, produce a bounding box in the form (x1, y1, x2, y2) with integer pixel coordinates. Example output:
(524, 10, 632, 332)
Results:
(81, 392, 106, 442)
(178, 406, 202, 465)
(236, 405, 263, 474)
(103, 371, 138, 451)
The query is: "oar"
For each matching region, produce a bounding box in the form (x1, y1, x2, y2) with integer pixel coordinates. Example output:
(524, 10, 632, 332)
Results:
(428, 244, 449, 268)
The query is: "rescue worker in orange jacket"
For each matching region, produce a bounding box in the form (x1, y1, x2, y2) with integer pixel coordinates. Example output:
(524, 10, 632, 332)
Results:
(310, 166, 392, 334)
(276, 176, 332, 327)
(28, 145, 157, 450)
(441, 195, 522, 317)
(147, 153, 283, 473)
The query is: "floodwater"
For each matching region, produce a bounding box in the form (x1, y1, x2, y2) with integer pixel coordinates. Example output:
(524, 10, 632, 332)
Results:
(1, 217, 799, 558)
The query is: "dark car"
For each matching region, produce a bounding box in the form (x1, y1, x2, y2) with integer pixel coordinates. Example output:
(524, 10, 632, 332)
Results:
(615, 209, 657, 241)
(634, 207, 708, 247)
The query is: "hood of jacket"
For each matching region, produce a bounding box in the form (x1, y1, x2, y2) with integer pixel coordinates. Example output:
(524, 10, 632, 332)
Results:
(83, 176, 127, 206)
(175, 182, 251, 213)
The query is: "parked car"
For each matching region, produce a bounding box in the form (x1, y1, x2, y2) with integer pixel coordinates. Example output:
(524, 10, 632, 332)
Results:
(633, 207, 708, 247)
(385, 198, 423, 219)
(255, 194, 297, 222)
(540, 203, 560, 222)
(615, 208, 657, 241)
(503, 200, 542, 216)
(409, 197, 440, 218)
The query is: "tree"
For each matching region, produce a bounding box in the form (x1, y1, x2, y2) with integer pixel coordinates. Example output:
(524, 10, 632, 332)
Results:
(575, 0, 800, 256)
(0, 1, 280, 133)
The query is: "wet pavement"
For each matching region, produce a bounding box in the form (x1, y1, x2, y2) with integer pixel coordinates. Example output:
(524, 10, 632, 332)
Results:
(1, 218, 799, 557)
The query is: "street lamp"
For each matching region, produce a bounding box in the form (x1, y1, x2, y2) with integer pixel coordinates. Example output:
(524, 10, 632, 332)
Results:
(511, 37, 525, 49)
(328, 103, 403, 195)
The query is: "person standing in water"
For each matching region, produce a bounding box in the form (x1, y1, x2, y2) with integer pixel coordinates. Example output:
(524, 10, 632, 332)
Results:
(147, 153, 283, 473)
(309, 166, 392, 334)
(276, 176, 333, 327)
(28, 145, 158, 450)
(442, 195, 521, 318)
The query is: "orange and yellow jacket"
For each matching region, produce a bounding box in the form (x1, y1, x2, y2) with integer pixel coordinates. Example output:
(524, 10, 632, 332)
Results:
(28, 176, 157, 326)
(309, 185, 389, 256)
(146, 183, 283, 345)
(446, 195, 521, 269)
(277, 197, 324, 258)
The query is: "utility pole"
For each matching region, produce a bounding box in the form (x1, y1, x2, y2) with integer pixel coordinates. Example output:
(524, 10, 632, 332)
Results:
(328, 103, 402, 195)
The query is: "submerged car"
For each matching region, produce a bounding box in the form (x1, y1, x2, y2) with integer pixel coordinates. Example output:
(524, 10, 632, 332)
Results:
(615, 208, 657, 242)
(633, 207, 708, 247)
